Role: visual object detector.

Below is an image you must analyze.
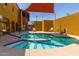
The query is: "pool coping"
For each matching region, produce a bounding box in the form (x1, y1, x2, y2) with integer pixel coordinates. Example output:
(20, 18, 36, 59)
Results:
(67, 34, 79, 40)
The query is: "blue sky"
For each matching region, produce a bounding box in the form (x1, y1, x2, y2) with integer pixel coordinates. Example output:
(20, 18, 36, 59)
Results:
(17, 3, 79, 21)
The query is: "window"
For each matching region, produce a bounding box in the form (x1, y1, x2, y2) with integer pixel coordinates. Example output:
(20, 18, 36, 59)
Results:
(22, 11, 25, 17)
(12, 7, 14, 12)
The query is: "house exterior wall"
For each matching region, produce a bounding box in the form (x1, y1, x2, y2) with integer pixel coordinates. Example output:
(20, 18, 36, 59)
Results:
(42, 20, 53, 31)
(33, 21, 42, 31)
(54, 13, 79, 36)
(33, 20, 53, 31)
(0, 3, 20, 37)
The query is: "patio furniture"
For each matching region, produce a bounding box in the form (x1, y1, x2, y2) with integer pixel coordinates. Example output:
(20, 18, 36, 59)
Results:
(49, 27, 53, 32)
(33, 28, 36, 32)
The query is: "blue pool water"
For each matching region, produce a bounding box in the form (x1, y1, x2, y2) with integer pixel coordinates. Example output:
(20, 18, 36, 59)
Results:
(5, 33, 77, 49)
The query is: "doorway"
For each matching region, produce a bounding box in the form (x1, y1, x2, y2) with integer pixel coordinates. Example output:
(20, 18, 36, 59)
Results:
(11, 21, 15, 32)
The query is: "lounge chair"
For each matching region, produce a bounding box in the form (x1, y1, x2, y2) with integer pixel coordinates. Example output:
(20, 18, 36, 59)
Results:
(33, 28, 36, 32)
(49, 27, 53, 32)
(60, 27, 67, 35)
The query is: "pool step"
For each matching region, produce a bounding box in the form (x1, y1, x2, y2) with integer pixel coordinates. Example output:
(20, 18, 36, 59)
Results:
(29, 42, 56, 49)
(6, 39, 66, 49)
(12, 42, 29, 49)
(37, 40, 65, 47)
(51, 40, 65, 46)
(6, 41, 24, 48)
(6, 41, 29, 49)
(29, 42, 35, 49)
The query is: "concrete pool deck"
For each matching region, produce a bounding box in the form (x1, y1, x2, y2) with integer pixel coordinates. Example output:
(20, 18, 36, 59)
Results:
(25, 43, 79, 56)
(0, 45, 25, 56)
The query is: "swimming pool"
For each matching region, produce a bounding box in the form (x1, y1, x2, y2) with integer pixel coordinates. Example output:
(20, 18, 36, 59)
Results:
(5, 33, 77, 49)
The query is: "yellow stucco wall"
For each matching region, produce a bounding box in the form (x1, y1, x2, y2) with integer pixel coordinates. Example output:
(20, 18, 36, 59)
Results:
(0, 3, 20, 37)
(54, 13, 79, 36)
(33, 20, 53, 31)
(33, 21, 42, 31)
(42, 20, 53, 31)
(33, 13, 79, 36)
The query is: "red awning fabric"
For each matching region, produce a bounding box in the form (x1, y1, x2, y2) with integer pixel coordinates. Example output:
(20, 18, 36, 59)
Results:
(26, 3, 54, 13)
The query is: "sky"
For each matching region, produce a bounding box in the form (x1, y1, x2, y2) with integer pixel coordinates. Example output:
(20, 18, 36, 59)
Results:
(17, 3, 79, 22)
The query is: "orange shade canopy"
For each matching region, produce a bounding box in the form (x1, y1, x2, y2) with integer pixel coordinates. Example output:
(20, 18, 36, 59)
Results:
(26, 3, 54, 13)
